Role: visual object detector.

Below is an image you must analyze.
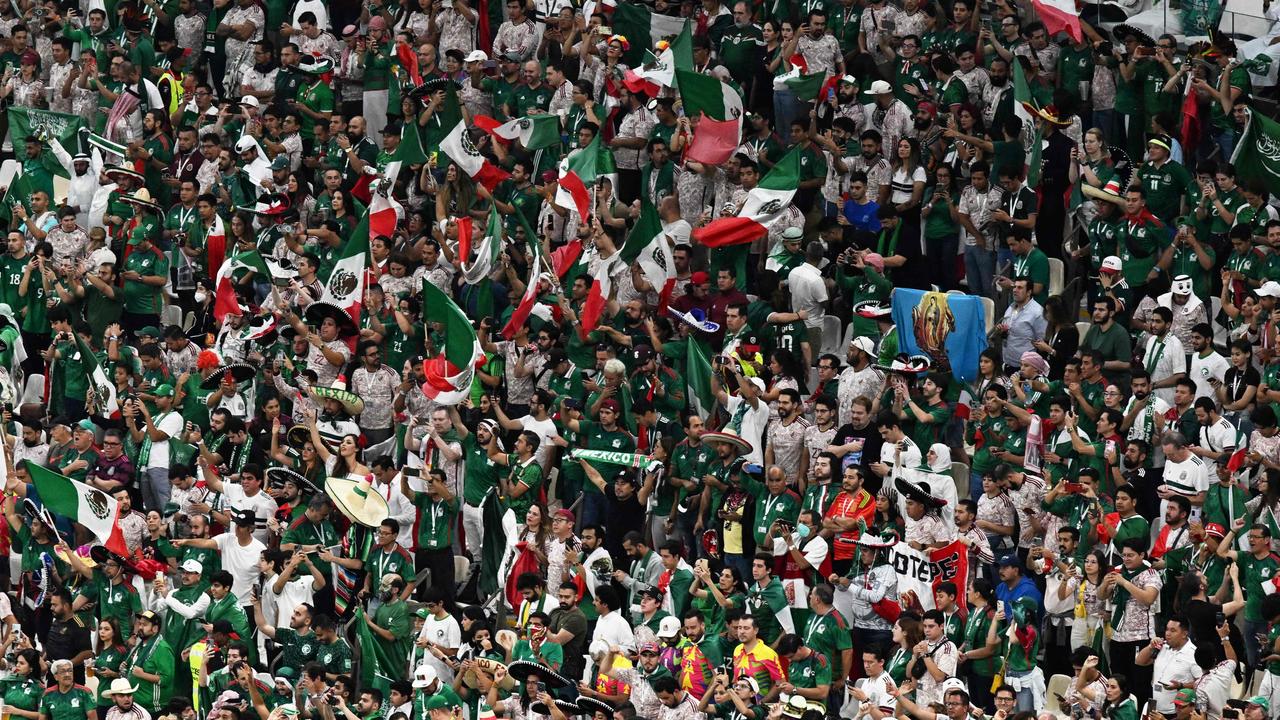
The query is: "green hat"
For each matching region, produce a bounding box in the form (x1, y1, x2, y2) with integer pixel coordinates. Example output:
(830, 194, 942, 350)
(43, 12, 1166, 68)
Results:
(1249, 696, 1271, 712)
(76, 418, 97, 433)
(1173, 689, 1196, 707)
(424, 696, 461, 711)
(153, 383, 175, 398)
(137, 326, 161, 337)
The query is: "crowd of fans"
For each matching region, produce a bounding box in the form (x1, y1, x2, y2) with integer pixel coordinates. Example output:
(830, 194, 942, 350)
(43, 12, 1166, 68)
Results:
(0, 0, 1276, 719)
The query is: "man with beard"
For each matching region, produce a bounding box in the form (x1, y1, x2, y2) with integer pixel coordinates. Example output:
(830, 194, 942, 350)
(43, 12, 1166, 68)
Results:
(829, 397, 883, 490)
(121, 610, 176, 713)
(572, 524, 612, 622)
(815, 118, 860, 219)
(862, 82, 913, 165)
(667, 414, 712, 553)
(718, 3, 762, 92)
(803, 451, 840, 517)
(804, 402, 839, 488)
(600, 641, 676, 719)
(846, 131, 891, 215)
(822, 465, 877, 576)
(815, 78, 865, 135)
(677, 609, 724, 701)
(739, 113, 782, 170)
(68, 548, 143, 642)
(154, 558, 210, 680)
(364, 574, 412, 680)
(253, 595, 318, 678)
(547, 581, 589, 681)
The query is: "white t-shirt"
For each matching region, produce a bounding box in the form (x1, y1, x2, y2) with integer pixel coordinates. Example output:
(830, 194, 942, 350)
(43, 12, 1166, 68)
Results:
(889, 166, 927, 205)
(1162, 453, 1210, 522)
(213, 532, 268, 603)
(143, 411, 185, 470)
(1189, 351, 1229, 400)
(222, 484, 280, 544)
(1142, 333, 1186, 405)
(418, 612, 462, 682)
(879, 436, 922, 474)
(267, 574, 316, 628)
(520, 416, 559, 470)
(726, 395, 770, 466)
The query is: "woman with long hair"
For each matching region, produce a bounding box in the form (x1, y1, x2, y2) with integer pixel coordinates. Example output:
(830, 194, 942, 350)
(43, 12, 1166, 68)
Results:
(760, 348, 807, 421)
(920, 162, 961, 291)
(0, 647, 43, 720)
(310, 418, 370, 479)
(286, 172, 316, 227)
(757, 19, 796, 121)
(767, 20, 802, 139)
(1064, 548, 1111, 657)
(888, 614, 924, 686)
(943, 104, 986, 178)
(1034, 296, 1080, 381)
(884, 137, 927, 288)
(0, 51, 46, 109)
(565, 79, 605, 152)
(515, 502, 551, 571)
(690, 562, 747, 644)
(93, 618, 128, 719)
(961, 579, 1000, 709)
(1068, 128, 1115, 227)
(433, 162, 476, 223)
(1097, 672, 1139, 720)
(589, 36, 629, 113)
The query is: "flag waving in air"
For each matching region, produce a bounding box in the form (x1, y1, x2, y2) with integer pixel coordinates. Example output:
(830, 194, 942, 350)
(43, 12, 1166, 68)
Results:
(476, 114, 562, 151)
(461, 205, 504, 285)
(500, 228, 546, 339)
(1231, 108, 1280, 189)
(555, 134, 617, 221)
(675, 69, 744, 122)
(25, 461, 130, 557)
(620, 200, 676, 311)
(320, 209, 371, 324)
(440, 121, 511, 191)
(693, 147, 800, 248)
(420, 278, 483, 404)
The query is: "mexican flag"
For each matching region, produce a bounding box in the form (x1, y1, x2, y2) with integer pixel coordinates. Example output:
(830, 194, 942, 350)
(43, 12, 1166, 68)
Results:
(500, 224, 546, 340)
(620, 199, 676, 311)
(772, 55, 829, 101)
(1231, 108, 1280, 189)
(75, 333, 118, 417)
(368, 191, 401, 240)
(555, 134, 617, 221)
(692, 146, 800, 248)
(320, 209, 371, 324)
(624, 47, 677, 97)
(686, 113, 742, 166)
(1013, 56, 1043, 185)
(610, 4, 690, 65)
(382, 120, 430, 186)
(420, 277, 483, 404)
(478, 114, 562, 151)
(25, 461, 129, 557)
(675, 69, 744, 122)
(205, 214, 226, 280)
(1032, 0, 1082, 43)
(686, 337, 715, 417)
(462, 205, 504, 285)
(578, 266, 613, 341)
(212, 249, 270, 323)
(440, 120, 510, 191)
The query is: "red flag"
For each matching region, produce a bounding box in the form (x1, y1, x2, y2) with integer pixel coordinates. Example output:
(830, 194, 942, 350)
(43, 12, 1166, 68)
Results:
(1228, 448, 1248, 473)
(396, 41, 422, 87)
(1181, 87, 1200, 160)
(454, 216, 475, 265)
(551, 239, 583, 278)
(686, 113, 741, 166)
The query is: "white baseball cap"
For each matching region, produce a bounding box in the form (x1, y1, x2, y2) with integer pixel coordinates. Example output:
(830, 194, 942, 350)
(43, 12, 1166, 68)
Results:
(1258, 281, 1280, 298)
(656, 616, 681, 639)
(1100, 256, 1122, 274)
(851, 336, 874, 355)
(412, 664, 438, 688)
(239, 95, 260, 108)
(180, 559, 204, 574)
(464, 50, 489, 63)
(868, 80, 892, 94)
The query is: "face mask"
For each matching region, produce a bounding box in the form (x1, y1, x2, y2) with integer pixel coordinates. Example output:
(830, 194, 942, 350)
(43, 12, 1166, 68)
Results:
(194, 290, 208, 303)
(796, 524, 811, 539)
(379, 589, 394, 602)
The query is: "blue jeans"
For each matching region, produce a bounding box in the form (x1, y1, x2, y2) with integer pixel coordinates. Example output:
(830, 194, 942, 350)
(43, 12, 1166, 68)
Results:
(965, 244, 996, 297)
(1093, 109, 1116, 140)
(579, 492, 608, 530)
(142, 466, 171, 513)
(969, 470, 985, 503)
(724, 552, 752, 582)
(1213, 127, 1235, 160)
(772, 88, 803, 146)
(1006, 668, 1037, 712)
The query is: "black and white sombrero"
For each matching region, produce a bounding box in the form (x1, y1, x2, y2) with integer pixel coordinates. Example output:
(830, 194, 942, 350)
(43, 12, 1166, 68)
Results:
(200, 363, 255, 390)
(506, 661, 572, 690)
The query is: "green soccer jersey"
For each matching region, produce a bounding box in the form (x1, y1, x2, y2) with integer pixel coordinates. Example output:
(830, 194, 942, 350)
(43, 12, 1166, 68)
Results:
(1136, 160, 1193, 222)
(961, 607, 996, 676)
(315, 637, 354, 674)
(122, 245, 168, 314)
(272, 627, 320, 675)
(412, 494, 459, 550)
(1238, 551, 1280, 622)
(295, 79, 334, 141)
(40, 685, 95, 720)
(372, 600, 412, 680)
(462, 434, 500, 506)
(802, 608, 853, 679)
(788, 649, 832, 689)
(78, 575, 142, 641)
(718, 24, 764, 82)
(126, 633, 175, 711)
(503, 454, 542, 517)
(1057, 45, 1095, 104)
(578, 420, 636, 494)
(510, 84, 552, 118)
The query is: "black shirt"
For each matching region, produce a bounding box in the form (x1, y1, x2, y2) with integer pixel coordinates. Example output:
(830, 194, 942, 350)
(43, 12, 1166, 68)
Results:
(605, 484, 645, 568)
(832, 422, 885, 495)
(45, 614, 93, 683)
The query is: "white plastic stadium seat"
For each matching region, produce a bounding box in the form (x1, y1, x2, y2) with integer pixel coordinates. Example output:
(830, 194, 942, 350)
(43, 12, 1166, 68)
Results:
(1048, 258, 1064, 298)
(18, 373, 43, 409)
(453, 555, 471, 587)
(979, 296, 995, 335)
(161, 304, 182, 329)
(1045, 674, 1073, 720)
(950, 462, 970, 500)
(1076, 321, 1091, 341)
(819, 315, 843, 358)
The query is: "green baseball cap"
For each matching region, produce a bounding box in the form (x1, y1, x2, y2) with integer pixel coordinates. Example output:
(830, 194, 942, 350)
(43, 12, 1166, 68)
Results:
(76, 418, 97, 433)
(1173, 689, 1196, 707)
(153, 383, 175, 398)
(1249, 696, 1271, 712)
(424, 696, 461, 711)
(137, 326, 161, 337)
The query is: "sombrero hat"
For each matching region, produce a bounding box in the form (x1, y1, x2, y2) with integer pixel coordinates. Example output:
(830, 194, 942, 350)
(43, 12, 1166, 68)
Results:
(308, 377, 365, 415)
(1082, 177, 1126, 206)
(286, 424, 316, 451)
(239, 193, 292, 217)
(701, 428, 752, 456)
(1019, 102, 1072, 127)
(1114, 24, 1155, 46)
(668, 307, 720, 334)
(304, 300, 358, 337)
(463, 658, 515, 692)
(54, 543, 97, 568)
(264, 466, 322, 495)
(324, 475, 390, 527)
(894, 476, 948, 509)
(103, 164, 144, 184)
(506, 660, 572, 690)
(89, 545, 140, 575)
(298, 54, 334, 74)
(408, 76, 457, 100)
(531, 700, 581, 717)
(120, 188, 163, 212)
(854, 300, 892, 319)
(701, 528, 720, 557)
(239, 314, 278, 342)
(576, 697, 615, 719)
(200, 363, 255, 390)
(263, 255, 299, 286)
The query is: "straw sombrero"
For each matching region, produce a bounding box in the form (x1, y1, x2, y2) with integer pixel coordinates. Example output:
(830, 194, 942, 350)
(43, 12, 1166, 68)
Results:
(1019, 102, 1072, 127)
(104, 164, 144, 184)
(463, 658, 515, 691)
(1082, 177, 1126, 206)
(701, 428, 752, 456)
(308, 377, 365, 415)
(120, 188, 163, 212)
(324, 475, 390, 527)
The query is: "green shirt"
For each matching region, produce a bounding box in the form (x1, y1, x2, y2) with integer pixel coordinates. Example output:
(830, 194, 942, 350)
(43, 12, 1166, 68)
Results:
(162, 582, 208, 653)
(412, 494, 459, 550)
(462, 434, 500, 506)
(282, 517, 339, 575)
(961, 607, 996, 676)
(802, 608, 853, 679)
(744, 578, 789, 644)
(373, 600, 412, 680)
(1011, 248, 1051, 304)
(272, 627, 320, 675)
(578, 420, 636, 494)
(3, 678, 43, 715)
(503, 454, 542, 518)
(1238, 551, 1280, 622)
(295, 80, 334, 141)
(40, 685, 95, 720)
(717, 24, 764, 82)
(510, 84, 552, 118)
(122, 245, 168, 314)
(124, 633, 175, 711)
(315, 637, 354, 674)
(788, 649, 832, 689)
(78, 575, 141, 641)
(1136, 160, 1193, 222)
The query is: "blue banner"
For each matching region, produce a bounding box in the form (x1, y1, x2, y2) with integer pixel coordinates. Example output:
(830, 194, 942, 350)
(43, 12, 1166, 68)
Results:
(890, 289, 988, 381)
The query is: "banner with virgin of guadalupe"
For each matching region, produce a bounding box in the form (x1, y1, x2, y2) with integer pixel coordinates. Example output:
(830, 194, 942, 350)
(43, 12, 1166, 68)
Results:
(890, 289, 988, 381)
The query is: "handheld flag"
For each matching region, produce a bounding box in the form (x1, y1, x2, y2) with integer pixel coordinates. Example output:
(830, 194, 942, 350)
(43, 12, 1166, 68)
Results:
(610, 4, 690, 65)
(421, 278, 483, 404)
(555, 134, 617, 221)
(320, 211, 370, 325)
(692, 147, 800, 248)
(481, 114, 563, 151)
(440, 121, 511, 191)
(24, 461, 130, 557)
(1031, 0, 1082, 43)
(75, 333, 119, 417)
(462, 205, 504, 285)
(499, 224, 546, 340)
(686, 113, 742, 166)
(675, 69, 744, 122)
(620, 200, 676, 311)
(1231, 108, 1280, 189)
